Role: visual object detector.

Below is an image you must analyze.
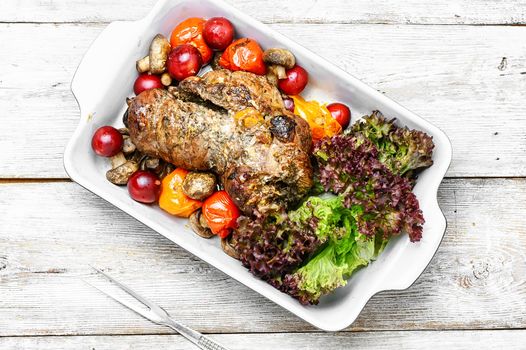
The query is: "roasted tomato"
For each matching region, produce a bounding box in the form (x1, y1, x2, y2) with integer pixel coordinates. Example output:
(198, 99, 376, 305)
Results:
(202, 190, 240, 238)
(291, 95, 342, 142)
(170, 17, 213, 64)
(219, 38, 266, 75)
(159, 168, 202, 217)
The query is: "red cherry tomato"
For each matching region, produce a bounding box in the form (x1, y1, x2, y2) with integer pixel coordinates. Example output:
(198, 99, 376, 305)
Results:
(283, 97, 295, 113)
(167, 44, 203, 81)
(133, 74, 163, 95)
(326, 102, 351, 129)
(91, 126, 123, 157)
(278, 65, 308, 95)
(203, 17, 235, 51)
(202, 190, 240, 238)
(127, 171, 161, 204)
(170, 17, 212, 64)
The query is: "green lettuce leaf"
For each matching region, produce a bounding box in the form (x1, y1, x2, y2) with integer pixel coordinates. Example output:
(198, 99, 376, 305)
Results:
(280, 195, 389, 304)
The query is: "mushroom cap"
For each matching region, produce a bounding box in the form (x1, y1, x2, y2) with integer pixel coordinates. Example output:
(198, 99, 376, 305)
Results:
(263, 48, 296, 69)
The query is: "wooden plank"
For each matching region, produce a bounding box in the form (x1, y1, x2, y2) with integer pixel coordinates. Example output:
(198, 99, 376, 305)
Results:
(1, 331, 526, 350)
(1, 23, 525, 178)
(0, 0, 525, 25)
(0, 179, 525, 336)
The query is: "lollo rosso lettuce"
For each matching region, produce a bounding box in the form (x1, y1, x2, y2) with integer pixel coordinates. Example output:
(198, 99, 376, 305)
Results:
(315, 134, 425, 242)
(350, 110, 434, 178)
(233, 210, 321, 284)
(233, 196, 356, 286)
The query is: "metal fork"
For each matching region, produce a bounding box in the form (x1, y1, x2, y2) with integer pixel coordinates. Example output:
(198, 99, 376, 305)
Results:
(85, 267, 229, 350)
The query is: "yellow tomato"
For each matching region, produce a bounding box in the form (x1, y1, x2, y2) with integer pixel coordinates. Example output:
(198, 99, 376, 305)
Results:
(291, 95, 342, 142)
(159, 168, 202, 217)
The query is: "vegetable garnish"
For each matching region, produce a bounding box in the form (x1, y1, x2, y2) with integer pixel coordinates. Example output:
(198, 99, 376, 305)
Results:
(202, 190, 240, 239)
(315, 135, 424, 242)
(159, 168, 203, 217)
(291, 95, 342, 142)
(351, 110, 434, 178)
(219, 38, 266, 75)
(170, 17, 213, 64)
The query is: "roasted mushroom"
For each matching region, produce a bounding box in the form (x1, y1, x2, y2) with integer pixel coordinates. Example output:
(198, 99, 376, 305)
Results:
(106, 152, 139, 185)
(136, 56, 150, 73)
(161, 72, 172, 86)
(263, 48, 295, 69)
(221, 235, 240, 259)
(182, 172, 217, 201)
(135, 34, 171, 74)
(110, 152, 127, 168)
(122, 136, 136, 155)
(268, 64, 286, 80)
(189, 210, 214, 238)
(149, 34, 171, 74)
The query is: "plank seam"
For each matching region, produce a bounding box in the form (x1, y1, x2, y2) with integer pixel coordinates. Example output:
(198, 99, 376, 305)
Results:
(2, 328, 526, 338)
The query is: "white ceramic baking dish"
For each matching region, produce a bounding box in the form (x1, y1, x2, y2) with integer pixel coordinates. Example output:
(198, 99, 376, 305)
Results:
(64, 0, 452, 331)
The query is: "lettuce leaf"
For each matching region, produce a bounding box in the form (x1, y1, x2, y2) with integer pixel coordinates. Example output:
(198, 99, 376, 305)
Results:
(314, 134, 425, 242)
(351, 110, 434, 178)
(279, 195, 388, 305)
(282, 229, 385, 305)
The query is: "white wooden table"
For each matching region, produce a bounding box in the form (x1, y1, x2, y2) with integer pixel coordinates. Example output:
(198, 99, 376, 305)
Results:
(1, 1, 526, 348)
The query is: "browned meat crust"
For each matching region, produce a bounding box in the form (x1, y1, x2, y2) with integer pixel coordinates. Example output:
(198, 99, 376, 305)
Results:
(179, 70, 285, 116)
(178, 70, 312, 152)
(128, 87, 313, 214)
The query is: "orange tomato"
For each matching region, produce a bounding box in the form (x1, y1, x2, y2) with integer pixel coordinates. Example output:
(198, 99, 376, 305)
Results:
(170, 17, 213, 64)
(219, 38, 266, 75)
(159, 168, 202, 217)
(202, 190, 240, 238)
(291, 95, 342, 143)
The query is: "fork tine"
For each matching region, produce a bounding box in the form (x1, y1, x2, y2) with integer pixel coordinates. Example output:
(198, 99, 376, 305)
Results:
(82, 278, 164, 323)
(88, 266, 167, 319)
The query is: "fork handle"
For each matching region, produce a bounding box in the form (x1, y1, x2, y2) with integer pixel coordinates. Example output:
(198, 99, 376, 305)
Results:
(165, 319, 229, 350)
(197, 335, 228, 350)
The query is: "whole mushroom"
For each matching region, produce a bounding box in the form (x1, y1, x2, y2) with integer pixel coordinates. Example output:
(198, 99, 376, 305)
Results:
(189, 210, 214, 238)
(136, 34, 171, 74)
(182, 172, 217, 201)
(263, 48, 296, 69)
(106, 152, 139, 185)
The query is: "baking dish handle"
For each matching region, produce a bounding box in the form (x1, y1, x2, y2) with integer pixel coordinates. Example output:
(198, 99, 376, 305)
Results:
(71, 21, 139, 113)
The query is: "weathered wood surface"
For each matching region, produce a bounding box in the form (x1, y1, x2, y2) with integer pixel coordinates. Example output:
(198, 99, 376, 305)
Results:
(1, 23, 525, 178)
(0, 179, 525, 336)
(2, 331, 526, 350)
(0, 0, 525, 24)
(1, 0, 525, 347)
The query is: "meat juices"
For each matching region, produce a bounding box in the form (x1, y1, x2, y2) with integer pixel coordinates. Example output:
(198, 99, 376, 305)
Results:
(127, 69, 313, 214)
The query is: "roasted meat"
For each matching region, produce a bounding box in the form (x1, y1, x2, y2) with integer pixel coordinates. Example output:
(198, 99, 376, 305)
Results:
(179, 70, 312, 152)
(127, 70, 313, 214)
(179, 70, 284, 116)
